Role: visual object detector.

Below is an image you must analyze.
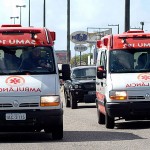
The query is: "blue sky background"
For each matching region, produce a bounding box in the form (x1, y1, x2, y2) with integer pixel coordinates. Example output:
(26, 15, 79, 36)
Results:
(0, 0, 150, 57)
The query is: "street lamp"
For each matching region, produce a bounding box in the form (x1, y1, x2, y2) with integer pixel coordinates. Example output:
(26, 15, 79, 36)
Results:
(140, 22, 144, 30)
(108, 24, 120, 34)
(29, 0, 30, 26)
(10, 16, 19, 24)
(125, 0, 130, 31)
(67, 0, 71, 63)
(16, 5, 26, 25)
(43, 0, 46, 27)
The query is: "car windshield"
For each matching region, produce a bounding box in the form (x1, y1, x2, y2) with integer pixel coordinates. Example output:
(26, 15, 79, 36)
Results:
(109, 49, 150, 73)
(72, 67, 96, 79)
(0, 46, 55, 75)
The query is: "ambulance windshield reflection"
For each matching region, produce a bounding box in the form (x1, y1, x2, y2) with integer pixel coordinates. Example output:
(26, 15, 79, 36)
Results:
(0, 46, 55, 75)
(109, 49, 150, 73)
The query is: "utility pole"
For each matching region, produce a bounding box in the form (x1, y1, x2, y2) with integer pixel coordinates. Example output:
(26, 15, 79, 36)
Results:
(125, 0, 130, 31)
(10, 16, 19, 24)
(29, 0, 30, 26)
(108, 24, 119, 34)
(67, 0, 71, 63)
(75, 51, 77, 66)
(140, 22, 144, 30)
(16, 5, 26, 25)
(43, 0, 46, 27)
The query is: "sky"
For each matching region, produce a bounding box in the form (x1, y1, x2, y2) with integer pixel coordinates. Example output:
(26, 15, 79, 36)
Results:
(0, 0, 150, 57)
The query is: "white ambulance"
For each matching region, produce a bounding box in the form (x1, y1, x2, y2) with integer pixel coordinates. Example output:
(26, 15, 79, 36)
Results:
(96, 30, 150, 129)
(0, 24, 70, 139)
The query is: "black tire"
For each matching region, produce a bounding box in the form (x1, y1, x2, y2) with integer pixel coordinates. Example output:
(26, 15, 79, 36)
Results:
(52, 124, 63, 140)
(97, 107, 105, 124)
(70, 93, 77, 109)
(105, 112, 114, 129)
(64, 90, 70, 107)
(44, 116, 63, 140)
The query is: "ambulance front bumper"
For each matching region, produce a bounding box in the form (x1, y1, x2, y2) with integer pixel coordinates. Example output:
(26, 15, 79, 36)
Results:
(106, 101, 150, 118)
(0, 109, 63, 132)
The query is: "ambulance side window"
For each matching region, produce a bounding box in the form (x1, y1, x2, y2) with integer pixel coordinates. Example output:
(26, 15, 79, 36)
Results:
(100, 51, 107, 70)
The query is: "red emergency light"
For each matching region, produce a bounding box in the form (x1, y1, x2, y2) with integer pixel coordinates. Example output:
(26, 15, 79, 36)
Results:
(0, 28, 41, 34)
(1, 24, 22, 27)
(96, 40, 102, 48)
(126, 30, 144, 33)
(50, 31, 56, 41)
(103, 38, 108, 46)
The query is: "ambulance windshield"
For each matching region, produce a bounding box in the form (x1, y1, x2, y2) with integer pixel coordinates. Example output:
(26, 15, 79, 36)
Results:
(0, 46, 56, 75)
(109, 49, 150, 73)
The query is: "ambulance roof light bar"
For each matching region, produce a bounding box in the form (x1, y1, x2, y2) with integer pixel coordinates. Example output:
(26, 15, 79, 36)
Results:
(0, 28, 41, 34)
(118, 34, 150, 39)
(1, 24, 22, 27)
(125, 30, 144, 33)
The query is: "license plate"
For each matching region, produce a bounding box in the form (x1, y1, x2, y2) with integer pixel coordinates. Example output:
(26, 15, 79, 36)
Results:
(88, 91, 96, 95)
(6, 113, 26, 120)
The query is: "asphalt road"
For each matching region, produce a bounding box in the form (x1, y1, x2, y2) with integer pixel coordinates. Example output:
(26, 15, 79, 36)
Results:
(1, 87, 150, 150)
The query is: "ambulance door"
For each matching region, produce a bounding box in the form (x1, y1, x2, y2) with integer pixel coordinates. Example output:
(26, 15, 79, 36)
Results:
(96, 49, 107, 102)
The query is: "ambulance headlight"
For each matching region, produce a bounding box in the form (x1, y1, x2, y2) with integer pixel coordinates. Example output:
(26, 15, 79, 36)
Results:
(40, 96, 60, 106)
(109, 91, 127, 100)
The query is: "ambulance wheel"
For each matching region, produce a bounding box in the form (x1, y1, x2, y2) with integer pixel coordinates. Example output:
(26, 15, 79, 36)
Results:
(64, 91, 70, 107)
(97, 108, 105, 124)
(51, 124, 63, 140)
(70, 93, 77, 109)
(105, 112, 114, 129)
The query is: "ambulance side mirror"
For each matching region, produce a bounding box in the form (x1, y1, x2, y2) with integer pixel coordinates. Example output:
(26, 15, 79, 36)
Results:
(61, 64, 70, 80)
(97, 66, 106, 79)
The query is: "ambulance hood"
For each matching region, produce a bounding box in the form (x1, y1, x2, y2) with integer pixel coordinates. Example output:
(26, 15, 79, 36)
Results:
(0, 75, 58, 96)
(110, 73, 150, 90)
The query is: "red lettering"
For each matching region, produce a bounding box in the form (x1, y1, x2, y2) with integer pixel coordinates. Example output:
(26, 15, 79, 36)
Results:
(36, 88, 41, 92)
(18, 87, 25, 91)
(3, 88, 8, 92)
(25, 87, 30, 91)
(0, 87, 41, 92)
(126, 82, 150, 88)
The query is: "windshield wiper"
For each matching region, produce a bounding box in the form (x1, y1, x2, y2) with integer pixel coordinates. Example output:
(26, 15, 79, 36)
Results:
(0, 72, 9, 75)
(85, 76, 96, 78)
(135, 69, 150, 73)
(110, 69, 135, 73)
(0, 69, 54, 75)
(111, 68, 150, 73)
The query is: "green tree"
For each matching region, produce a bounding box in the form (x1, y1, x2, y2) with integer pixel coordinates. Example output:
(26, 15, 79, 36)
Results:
(70, 53, 93, 67)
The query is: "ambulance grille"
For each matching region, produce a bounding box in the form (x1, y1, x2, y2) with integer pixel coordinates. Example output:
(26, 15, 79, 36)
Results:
(0, 103, 13, 107)
(128, 96, 145, 100)
(19, 103, 39, 107)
